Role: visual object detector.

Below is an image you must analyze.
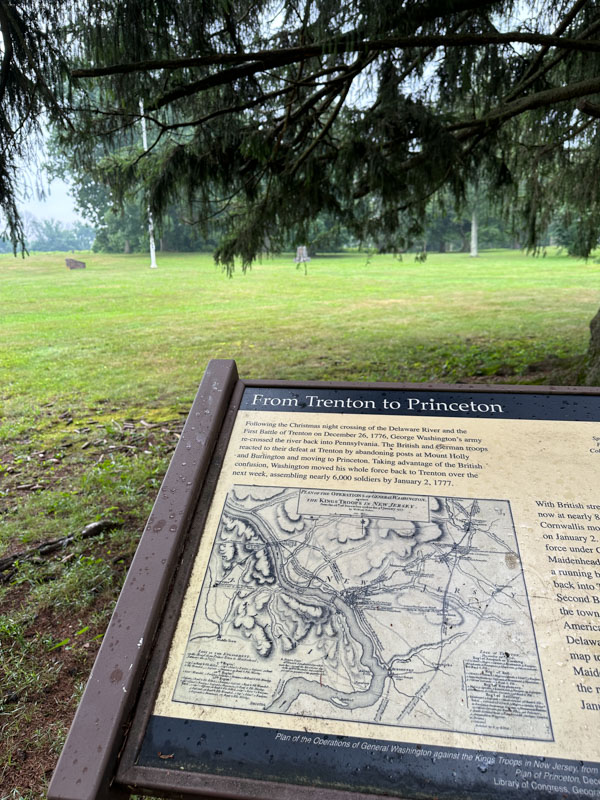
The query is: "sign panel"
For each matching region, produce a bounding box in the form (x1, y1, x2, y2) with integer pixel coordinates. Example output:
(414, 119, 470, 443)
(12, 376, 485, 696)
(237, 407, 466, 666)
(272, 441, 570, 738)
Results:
(127, 384, 600, 799)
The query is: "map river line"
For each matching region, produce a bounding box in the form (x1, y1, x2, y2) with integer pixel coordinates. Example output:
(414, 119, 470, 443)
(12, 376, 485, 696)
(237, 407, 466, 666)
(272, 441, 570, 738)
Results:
(174, 486, 552, 743)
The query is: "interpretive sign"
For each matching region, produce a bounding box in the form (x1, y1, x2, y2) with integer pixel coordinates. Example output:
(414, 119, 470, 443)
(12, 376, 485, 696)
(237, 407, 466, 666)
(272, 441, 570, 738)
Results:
(49, 362, 600, 800)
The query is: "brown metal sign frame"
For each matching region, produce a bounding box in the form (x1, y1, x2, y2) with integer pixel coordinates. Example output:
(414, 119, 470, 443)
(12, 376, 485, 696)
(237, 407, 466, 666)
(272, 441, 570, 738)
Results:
(48, 360, 600, 800)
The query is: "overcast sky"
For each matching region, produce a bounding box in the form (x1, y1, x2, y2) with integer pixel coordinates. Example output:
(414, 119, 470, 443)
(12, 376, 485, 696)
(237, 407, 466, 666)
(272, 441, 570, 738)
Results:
(21, 175, 82, 224)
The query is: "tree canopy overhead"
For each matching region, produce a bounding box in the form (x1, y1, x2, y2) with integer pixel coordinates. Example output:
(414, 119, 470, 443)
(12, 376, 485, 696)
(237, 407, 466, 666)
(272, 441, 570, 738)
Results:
(44, 0, 600, 267)
(3, 0, 600, 262)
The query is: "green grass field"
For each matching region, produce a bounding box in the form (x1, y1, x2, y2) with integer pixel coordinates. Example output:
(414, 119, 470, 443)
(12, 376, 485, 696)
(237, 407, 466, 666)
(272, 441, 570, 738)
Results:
(1, 247, 599, 798)
(3, 249, 599, 414)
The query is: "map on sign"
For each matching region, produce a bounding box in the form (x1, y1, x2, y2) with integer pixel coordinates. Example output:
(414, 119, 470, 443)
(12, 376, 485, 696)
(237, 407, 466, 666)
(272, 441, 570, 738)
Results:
(173, 486, 553, 742)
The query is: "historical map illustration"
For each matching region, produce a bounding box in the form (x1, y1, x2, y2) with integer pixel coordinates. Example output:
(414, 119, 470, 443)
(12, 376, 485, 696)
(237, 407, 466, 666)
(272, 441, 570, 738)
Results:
(173, 486, 553, 741)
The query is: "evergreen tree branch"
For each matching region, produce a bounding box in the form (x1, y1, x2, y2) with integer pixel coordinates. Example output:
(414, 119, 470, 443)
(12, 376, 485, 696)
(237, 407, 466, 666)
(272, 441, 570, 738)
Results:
(450, 74, 600, 133)
(503, 14, 600, 103)
(289, 79, 352, 173)
(577, 99, 600, 119)
(71, 32, 600, 83)
(515, 0, 588, 87)
(0, 3, 14, 105)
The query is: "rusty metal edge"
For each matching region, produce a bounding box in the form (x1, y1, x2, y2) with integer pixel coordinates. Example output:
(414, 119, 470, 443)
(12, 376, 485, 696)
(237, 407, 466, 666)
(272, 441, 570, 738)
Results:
(121, 764, 407, 800)
(115, 379, 246, 786)
(241, 379, 599, 394)
(47, 359, 239, 800)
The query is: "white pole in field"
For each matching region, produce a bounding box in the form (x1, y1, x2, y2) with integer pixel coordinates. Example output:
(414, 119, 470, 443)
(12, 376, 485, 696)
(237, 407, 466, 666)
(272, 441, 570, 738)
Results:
(470, 209, 478, 257)
(139, 99, 158, 268)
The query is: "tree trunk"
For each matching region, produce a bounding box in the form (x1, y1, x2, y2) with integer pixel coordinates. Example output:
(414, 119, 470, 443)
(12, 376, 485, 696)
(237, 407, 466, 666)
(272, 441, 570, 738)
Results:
(470, 211, 478, 257)
(586, 308, 600, 385)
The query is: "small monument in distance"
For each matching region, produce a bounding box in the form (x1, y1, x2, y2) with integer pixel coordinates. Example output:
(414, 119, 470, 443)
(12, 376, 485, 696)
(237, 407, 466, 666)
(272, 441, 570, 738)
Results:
(294, 245, 310, 274)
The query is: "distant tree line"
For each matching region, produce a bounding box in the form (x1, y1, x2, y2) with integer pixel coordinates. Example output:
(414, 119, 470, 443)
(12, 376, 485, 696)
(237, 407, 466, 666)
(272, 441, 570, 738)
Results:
(5, 195, 586, 257)
(0, 216, 95, 253)
(39, 139, 587, 256)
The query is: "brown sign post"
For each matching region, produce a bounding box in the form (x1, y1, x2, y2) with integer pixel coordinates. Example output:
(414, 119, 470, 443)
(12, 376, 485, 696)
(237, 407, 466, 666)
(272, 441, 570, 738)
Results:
(49, 361, 600, 800)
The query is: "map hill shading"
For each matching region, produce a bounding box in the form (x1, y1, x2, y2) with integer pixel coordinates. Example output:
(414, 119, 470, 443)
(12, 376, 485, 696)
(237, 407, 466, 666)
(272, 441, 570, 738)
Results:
(174, 486, 552, 742)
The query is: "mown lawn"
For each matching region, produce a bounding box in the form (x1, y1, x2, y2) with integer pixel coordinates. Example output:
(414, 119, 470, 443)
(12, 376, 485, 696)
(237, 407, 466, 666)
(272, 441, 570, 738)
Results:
(0, 247, 599, 798)
(3, 249, 599, 414)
